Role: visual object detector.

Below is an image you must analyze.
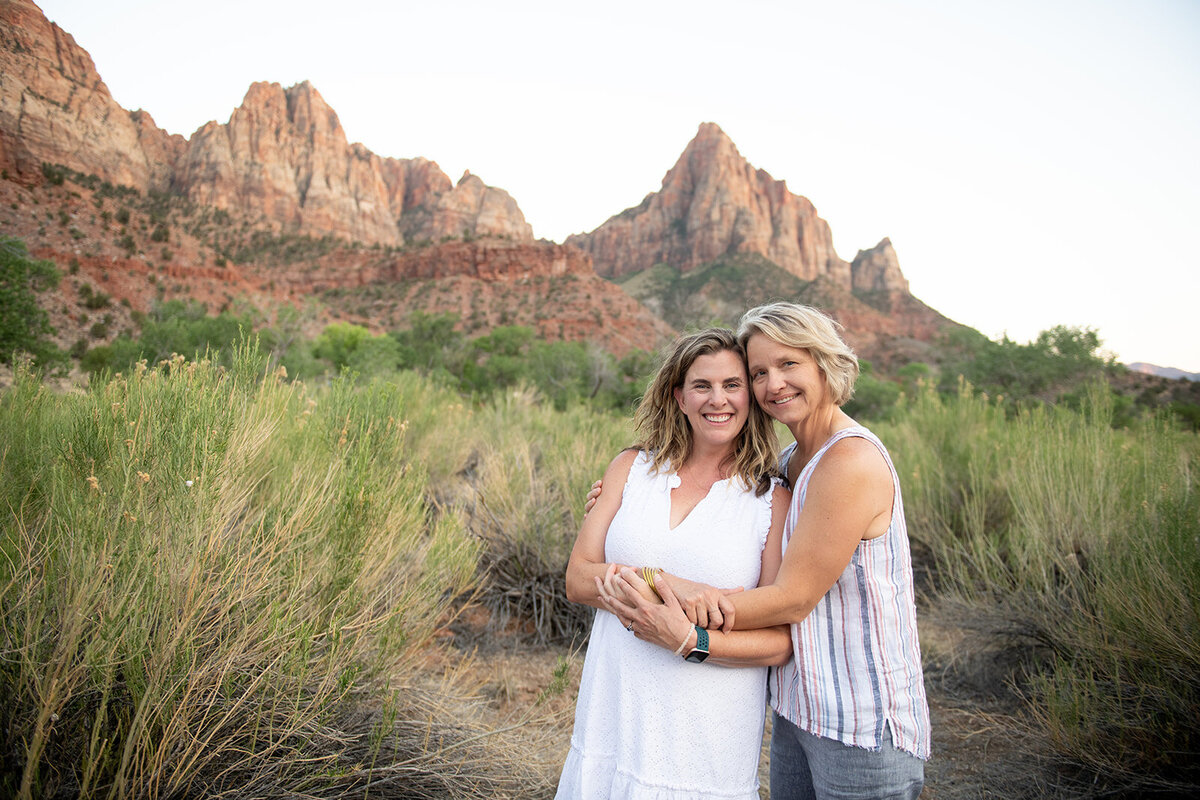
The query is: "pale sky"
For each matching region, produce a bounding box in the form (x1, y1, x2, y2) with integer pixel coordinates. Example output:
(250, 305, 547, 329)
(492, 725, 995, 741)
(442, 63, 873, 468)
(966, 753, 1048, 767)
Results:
(34, 0, 1200, 371)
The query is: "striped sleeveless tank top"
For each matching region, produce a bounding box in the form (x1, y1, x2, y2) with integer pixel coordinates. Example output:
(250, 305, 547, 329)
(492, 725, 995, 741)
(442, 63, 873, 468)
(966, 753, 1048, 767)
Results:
(769, 426, 931, 759)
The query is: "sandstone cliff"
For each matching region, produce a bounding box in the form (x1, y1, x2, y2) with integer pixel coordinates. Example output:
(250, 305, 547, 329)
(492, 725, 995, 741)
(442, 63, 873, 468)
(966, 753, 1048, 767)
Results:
(851, 238, 909, 293)
(0, 0, 175, 189)
(291, 240, 672, 356)
(567, 123, 914, 298)
(0, 0, 958, 369)
(0, 1, 535, 248)
(397, 171, 534, 243)
(567, 122, 854, 285)
(175, 81, 405, 244)
(173, 81, 534, 245)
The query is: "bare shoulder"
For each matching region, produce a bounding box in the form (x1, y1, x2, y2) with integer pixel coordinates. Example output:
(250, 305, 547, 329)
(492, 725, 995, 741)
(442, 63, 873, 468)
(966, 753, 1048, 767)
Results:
(608, 447, 640, 475)
(771, 482, 792, 507)
(806, 435, 893, 536)
(600, 447, 641, 488)
(812, 435, 891, 491)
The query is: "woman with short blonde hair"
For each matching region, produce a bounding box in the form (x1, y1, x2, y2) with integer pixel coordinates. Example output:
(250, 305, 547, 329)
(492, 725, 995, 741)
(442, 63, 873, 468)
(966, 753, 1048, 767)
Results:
(736, 302, 859, 407)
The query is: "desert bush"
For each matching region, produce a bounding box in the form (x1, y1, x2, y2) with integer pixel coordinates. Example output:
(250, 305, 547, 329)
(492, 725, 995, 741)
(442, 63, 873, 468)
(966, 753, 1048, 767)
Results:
(879, 381, 1200, 794)
(457, 386, 633, 645)
(82, 299, 263, 374)
(937, 324, 1116, 408)
(0, 236, 62, 366)
(0, 345, 565, 798)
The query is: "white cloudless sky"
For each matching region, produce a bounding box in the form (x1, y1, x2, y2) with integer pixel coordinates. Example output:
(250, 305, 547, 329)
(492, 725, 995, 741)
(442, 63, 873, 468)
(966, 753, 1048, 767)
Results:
(32, 0, 1200, 371)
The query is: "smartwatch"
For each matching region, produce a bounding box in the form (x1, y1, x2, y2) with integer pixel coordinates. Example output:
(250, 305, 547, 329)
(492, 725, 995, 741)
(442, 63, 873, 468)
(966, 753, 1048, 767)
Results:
(683, 625, 709, 663)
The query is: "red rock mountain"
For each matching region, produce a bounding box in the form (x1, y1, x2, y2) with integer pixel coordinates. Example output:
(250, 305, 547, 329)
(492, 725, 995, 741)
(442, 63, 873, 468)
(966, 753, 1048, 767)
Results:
(0, 0, 673, 357)
(0, 0, 957, 368)
(0, 0, 182, 190)
(851, 238, 909, 294)
(567, 123, 910, 296)
(176, 81, 534, 245)
(0, 0, 533, 245)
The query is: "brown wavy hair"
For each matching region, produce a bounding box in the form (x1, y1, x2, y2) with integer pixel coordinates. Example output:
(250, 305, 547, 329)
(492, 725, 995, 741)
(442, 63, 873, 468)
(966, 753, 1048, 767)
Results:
(633, 328, 779, 496)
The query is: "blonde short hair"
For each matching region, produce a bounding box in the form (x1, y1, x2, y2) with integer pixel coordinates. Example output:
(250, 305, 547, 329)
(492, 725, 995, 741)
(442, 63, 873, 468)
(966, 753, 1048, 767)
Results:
(736, 302, 859, 407)
(633, 328, 778, 496)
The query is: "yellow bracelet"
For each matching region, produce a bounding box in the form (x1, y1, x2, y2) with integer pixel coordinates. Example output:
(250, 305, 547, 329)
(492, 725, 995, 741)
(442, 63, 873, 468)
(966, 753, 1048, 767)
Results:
(640, 566, 663, 599)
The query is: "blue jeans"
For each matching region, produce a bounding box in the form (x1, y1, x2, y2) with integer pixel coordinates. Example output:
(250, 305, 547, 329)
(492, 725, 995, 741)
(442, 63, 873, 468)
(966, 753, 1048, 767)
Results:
(769, 711, 925, 800)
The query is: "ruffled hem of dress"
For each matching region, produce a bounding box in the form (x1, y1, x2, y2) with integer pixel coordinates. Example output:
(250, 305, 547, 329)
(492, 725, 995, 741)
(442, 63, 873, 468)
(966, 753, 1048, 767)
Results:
(556, 745, 760, 800)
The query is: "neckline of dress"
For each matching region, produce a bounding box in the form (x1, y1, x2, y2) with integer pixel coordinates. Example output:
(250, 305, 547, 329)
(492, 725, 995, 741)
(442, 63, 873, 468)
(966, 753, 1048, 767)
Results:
(667, 473, 730, 532)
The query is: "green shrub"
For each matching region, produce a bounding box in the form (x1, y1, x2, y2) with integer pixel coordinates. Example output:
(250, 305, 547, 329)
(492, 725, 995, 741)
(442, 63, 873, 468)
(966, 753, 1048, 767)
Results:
(0, 346, 512, 797)
(82, 300, 263, 373)
(879, 382, 1200, 792)
(40, 162, 66, 186)
(0, 237, 62, 366)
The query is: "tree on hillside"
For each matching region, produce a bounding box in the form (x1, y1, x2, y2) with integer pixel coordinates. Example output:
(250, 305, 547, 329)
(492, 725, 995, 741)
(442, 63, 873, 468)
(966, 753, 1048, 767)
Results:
(81, 299, 264, 374)
(0, 237, 62, 366)
(390, 312, 468, 380)
(940, 324, 1114, 404)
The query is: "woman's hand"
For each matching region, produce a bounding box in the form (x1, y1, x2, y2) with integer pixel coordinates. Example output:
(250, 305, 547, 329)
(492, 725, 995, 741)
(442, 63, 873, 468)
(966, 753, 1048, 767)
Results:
(597, 567, 694, 655)
(599, 563, 660, 606)
(583, 479, 603, 516)
(660, 574, 740, 632)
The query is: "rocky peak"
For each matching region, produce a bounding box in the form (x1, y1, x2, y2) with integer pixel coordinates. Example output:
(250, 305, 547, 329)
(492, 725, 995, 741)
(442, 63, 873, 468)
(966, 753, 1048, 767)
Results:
(378, 155, 453, 222)
(397, 170, 534, 243)
(851, 238, 909, 293)
(2, 2, 537, 248)
(175, 81, 401, 244)
(566, 122, 852, 287)
(0, 0, 171, 189)
(172, 79, 538, 246)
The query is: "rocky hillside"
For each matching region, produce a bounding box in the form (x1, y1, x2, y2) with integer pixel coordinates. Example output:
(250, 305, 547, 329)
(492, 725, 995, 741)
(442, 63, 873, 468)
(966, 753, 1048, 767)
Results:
(0, 0, 532, 246)
(175, 80, 535, 245)
(0, 0, 671, 356)
(2, 0, 968, 371)
(566, 122, 911, 295)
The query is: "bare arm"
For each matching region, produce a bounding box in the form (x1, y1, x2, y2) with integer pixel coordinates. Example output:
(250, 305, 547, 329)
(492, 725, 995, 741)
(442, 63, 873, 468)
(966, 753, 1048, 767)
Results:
(598, 483, 794, 667)
(728, 437, 895, 629)
(565, 449, 656, 608)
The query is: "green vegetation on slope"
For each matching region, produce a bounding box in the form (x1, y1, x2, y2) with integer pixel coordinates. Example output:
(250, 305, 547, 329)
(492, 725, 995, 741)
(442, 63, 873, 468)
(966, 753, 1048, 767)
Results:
(0, 236, 62, 366)
(618, 254, 811, 331)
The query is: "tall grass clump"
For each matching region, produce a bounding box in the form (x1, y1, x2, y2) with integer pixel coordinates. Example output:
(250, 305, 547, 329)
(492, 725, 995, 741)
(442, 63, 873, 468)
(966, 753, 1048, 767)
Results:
(455, 386, 633, 644)
(0, 345, 546, 798)
(880, 381, 1200, 795)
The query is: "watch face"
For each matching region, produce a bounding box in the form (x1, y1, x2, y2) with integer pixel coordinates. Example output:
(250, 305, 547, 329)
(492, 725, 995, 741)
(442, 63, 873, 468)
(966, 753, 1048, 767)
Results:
(684, 649, 709, 663)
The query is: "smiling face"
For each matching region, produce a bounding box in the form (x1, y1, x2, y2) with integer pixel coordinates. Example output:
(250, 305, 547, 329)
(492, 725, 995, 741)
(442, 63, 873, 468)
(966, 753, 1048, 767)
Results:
(745, 333, 831, 428)
(673, 349, 750, 452)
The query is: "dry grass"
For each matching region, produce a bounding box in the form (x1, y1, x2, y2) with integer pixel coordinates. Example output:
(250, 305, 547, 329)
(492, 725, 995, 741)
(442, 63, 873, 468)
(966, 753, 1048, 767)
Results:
(0, 348, 532, 798)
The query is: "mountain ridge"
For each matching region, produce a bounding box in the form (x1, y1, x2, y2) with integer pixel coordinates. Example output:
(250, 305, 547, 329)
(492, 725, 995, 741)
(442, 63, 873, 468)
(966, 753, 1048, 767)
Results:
(2, 0, 962, 371)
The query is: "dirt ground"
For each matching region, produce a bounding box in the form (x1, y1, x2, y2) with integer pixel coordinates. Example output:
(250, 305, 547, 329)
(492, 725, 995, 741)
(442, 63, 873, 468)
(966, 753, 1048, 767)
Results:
(435, 608, 1036, 800)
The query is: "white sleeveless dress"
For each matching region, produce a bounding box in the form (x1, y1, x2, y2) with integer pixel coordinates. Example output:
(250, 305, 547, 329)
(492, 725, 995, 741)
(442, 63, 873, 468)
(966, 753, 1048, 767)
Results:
(556, 451, 775, 799)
